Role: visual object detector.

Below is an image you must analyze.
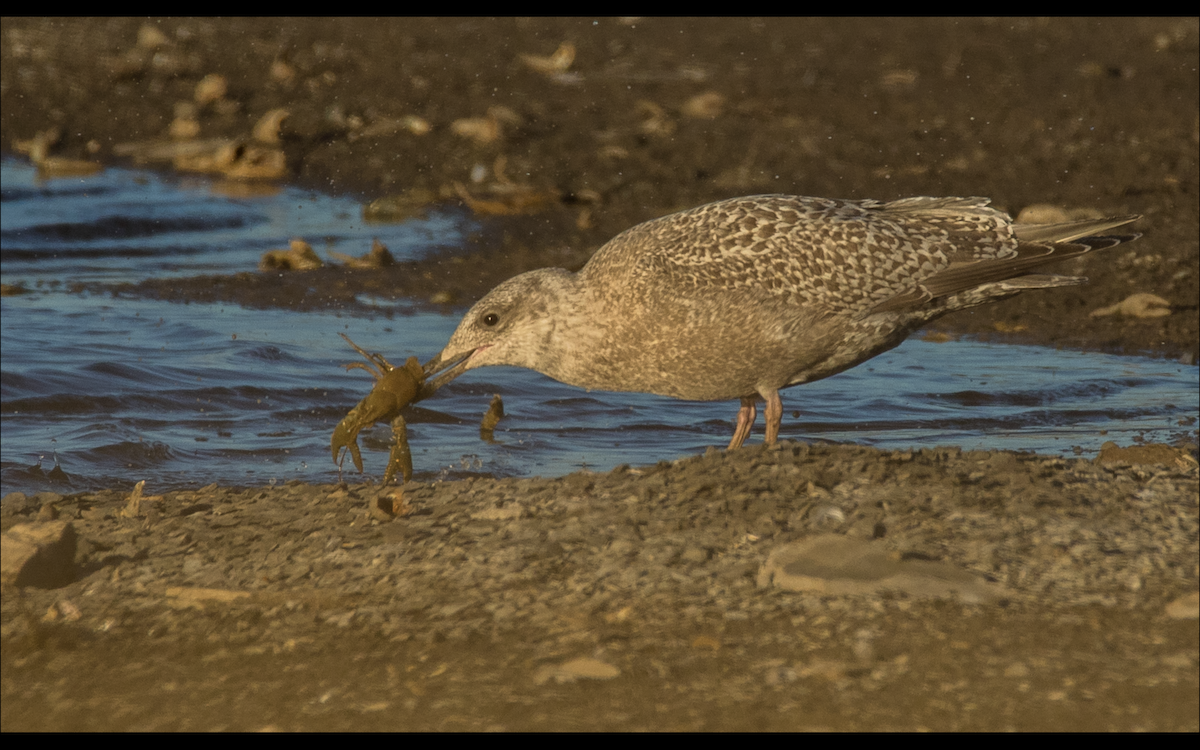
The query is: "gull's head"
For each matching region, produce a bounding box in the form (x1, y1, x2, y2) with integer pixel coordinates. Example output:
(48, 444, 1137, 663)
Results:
(423, 268, 576, 392)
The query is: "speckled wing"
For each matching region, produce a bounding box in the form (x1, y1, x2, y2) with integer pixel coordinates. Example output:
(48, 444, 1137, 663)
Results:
(619, 194, 1019, 316)
(871, 209, 1141, 312)
(618, 194, 1139, 317)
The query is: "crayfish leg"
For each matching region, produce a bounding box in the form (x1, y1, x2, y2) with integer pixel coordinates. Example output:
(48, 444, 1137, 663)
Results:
(383, 414, 414, 485)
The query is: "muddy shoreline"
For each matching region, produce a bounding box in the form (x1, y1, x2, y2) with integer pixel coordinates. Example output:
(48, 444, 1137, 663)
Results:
(2, 17, 1197, 731)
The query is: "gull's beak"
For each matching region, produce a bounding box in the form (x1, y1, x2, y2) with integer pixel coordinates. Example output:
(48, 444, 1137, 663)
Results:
(418, 348, 476, 400)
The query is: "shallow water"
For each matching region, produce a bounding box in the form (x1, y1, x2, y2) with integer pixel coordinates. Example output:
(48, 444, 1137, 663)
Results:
(2, 160, 1197, 496)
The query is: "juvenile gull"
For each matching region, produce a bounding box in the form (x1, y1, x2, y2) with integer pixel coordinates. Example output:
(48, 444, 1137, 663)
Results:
(424, 195, 1140, 449)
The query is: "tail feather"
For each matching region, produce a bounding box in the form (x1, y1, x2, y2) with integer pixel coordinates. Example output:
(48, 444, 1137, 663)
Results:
(871, 214, 1142, 315)
(1014, 215, 1141, 243)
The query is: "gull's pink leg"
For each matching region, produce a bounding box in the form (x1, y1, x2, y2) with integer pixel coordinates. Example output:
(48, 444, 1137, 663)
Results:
(763, 389, 782, 445)
(727, 397, 757, 450)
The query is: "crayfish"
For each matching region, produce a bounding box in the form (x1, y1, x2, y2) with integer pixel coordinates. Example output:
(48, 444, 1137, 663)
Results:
(330, 334, 428, 484)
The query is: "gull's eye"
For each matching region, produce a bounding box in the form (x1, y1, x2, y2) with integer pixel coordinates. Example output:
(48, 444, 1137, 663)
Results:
(481, 312, 499, 327)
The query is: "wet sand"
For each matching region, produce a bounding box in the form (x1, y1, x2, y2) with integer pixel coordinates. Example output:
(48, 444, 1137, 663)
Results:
(2, 17, 1197, 731)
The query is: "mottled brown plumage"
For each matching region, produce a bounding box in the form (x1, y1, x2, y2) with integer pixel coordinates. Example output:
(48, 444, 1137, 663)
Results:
(425, 195, 1140, 448)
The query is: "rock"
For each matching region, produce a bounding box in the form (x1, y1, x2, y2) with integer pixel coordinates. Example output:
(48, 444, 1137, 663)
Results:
(1089, 293, 1172, 318)
(450, 106, 521, 146)
(136, 24, 170, 50)
(194, 74, 228, 106)
(1, 521, 77, 591)
(534, 656, 620, 684)
(252, 108, 289, 145)
(361, 189, 437, 222)
(451, 116, 501, 146)
(11, 127, 61, 163)
(259, 239, 323, 272)
(758, 534, 1005, 603)
(399, 115, 431, 136)
(220, 145, 286, 180)
(370, 489, 412, 521)
(329, 239, 395, 269)
(1164, 592, 1200, 619)
(1095, 442, 1197, 468)
(2, 492, 33, 515)
(1015, 204, 1072, 225)
(168, 115, 201, 140)
(119, 480, 164, 518)
(165, 586, 252, 609)
(682, 91, 725, 119)
(519, 42, 575, 75)
(36, 156, 104, 178)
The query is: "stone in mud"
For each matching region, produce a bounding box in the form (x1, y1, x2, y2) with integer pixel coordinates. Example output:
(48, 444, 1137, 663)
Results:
(758, 534, 1006, 604)
(1, 521, 77, 591)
